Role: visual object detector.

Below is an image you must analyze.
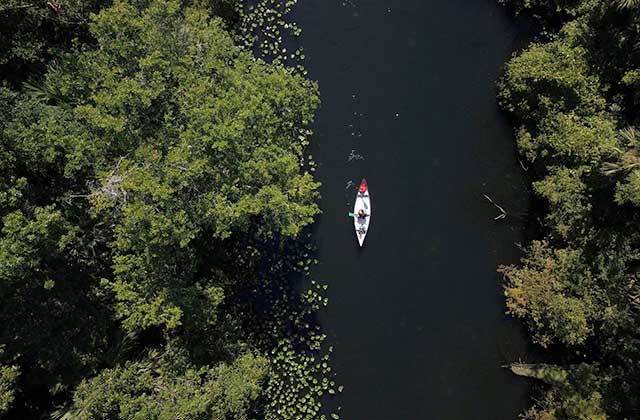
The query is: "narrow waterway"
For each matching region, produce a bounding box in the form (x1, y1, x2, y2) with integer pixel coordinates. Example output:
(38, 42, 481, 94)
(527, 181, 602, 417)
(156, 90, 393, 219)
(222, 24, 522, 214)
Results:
(296, 0, 535, 419)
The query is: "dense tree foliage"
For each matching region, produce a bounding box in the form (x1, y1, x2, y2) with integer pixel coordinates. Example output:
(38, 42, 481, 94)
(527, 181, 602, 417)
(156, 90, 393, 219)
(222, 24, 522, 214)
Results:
(63, 351, 268, 420)
(498, 0, 640, 418)
(0, 0, 334, 419)
(0, 0, 111, 82)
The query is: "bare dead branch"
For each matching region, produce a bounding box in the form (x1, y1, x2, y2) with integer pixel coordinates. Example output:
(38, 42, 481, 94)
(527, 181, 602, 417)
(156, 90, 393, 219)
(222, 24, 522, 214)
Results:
(483, 194, 508, 220)
(518, 159, 529, 171)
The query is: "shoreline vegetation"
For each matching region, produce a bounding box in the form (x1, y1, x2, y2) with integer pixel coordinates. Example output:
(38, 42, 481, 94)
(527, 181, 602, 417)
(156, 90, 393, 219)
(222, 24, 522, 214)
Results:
(497, 0, 640, 418)
(0, 1, 340, 419)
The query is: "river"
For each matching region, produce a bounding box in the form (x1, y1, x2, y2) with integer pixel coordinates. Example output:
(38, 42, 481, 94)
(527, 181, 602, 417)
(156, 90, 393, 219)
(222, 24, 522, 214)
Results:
(294, 0, 536, 419)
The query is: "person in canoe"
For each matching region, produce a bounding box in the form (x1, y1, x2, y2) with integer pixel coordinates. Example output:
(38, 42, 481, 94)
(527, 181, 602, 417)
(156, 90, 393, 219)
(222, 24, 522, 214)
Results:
(357, 209, 369, 219)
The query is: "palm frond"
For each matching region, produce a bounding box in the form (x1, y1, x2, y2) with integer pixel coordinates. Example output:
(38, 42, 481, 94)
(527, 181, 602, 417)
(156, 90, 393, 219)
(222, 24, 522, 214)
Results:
(615, 0, 640, 10)
(601, 161, 626, 176)
(22, 80, 52, 102)
(51, 405, 76, 420)
(619, 127, 640, 146)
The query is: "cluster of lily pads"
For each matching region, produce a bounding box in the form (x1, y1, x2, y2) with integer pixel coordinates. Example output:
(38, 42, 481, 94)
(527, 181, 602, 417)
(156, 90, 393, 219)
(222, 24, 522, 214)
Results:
(231, 1, 335, 417)
(263, 286, 341, 420)
(234, 0, 308, 74)
(251, 236, 342, 420)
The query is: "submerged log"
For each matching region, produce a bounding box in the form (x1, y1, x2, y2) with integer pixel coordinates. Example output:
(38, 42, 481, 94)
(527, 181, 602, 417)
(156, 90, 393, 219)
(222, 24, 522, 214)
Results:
(508, 362, 569, 386)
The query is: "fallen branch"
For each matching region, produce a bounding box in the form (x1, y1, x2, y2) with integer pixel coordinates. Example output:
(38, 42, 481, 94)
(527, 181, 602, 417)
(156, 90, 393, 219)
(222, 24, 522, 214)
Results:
(518, 159, 529, 171)
(483, 194, 507, 220)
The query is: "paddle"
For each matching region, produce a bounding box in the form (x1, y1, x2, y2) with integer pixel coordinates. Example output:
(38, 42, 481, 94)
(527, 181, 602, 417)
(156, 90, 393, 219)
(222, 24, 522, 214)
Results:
(349, 210, 369, 217)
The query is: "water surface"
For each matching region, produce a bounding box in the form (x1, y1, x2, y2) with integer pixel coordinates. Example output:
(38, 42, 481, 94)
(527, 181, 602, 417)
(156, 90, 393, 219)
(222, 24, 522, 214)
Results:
(296, 1, 535, 418)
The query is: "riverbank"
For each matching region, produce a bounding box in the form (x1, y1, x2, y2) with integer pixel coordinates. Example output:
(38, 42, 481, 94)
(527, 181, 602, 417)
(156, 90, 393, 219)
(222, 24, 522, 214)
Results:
(497, 0, 640, 418)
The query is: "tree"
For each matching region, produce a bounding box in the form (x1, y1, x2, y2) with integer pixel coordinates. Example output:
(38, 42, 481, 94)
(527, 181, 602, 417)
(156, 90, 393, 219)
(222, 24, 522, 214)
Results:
(533, 166, 592, 242)
(510, 363, 609, 420)
(498, 25, 607, 128)
(517, 113, 617, 166)
(498, 3, 640, 417)
(63, 351, 268, 420)
(0, 363, 19, 416)
(0, 0, 110, 81)
(497, 0, 600, 17)
(500, 241, 596, 347)
(500, 238, 632, 348)
(0, 206, 112, 391)
(0, 0, 323, 417)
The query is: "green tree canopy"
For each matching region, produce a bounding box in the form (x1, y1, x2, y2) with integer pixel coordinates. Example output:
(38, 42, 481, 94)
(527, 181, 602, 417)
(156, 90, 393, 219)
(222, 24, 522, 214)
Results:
(65, 352, 268, 420)
(498, 1, 640, 418)
(0, 0, 326, 417)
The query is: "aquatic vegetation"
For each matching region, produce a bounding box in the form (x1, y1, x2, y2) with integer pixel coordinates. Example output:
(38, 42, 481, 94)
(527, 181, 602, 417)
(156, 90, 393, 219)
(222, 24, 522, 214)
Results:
(234, 0, 308, 74)
(246, 236, 341, 420)
(263, 286, 340, 420)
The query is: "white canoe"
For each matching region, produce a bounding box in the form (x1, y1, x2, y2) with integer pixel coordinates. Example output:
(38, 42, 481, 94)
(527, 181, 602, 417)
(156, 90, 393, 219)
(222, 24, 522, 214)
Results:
(353, 178, 371, 247)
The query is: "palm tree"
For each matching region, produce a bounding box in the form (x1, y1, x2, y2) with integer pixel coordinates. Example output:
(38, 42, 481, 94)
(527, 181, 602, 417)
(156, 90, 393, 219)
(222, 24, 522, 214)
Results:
(601, 128, 640, 175)
(616, 0, 640, 9)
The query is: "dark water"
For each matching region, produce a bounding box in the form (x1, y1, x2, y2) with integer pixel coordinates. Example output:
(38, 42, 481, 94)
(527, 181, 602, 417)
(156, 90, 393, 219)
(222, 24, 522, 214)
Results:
(295, 0, 535, 419)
